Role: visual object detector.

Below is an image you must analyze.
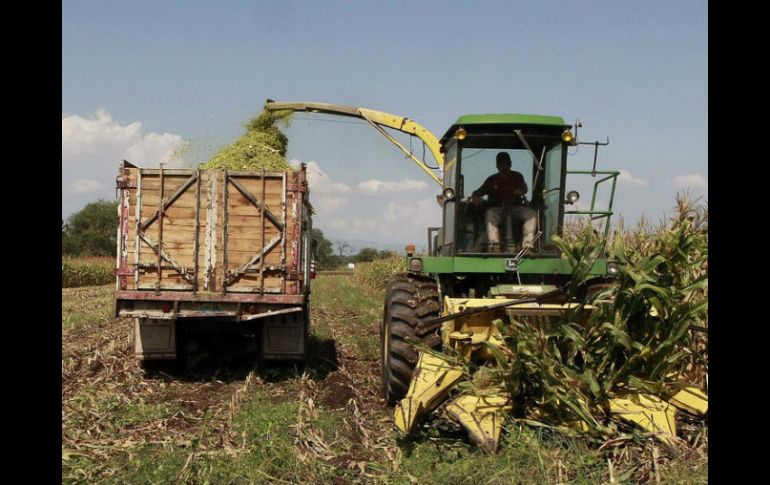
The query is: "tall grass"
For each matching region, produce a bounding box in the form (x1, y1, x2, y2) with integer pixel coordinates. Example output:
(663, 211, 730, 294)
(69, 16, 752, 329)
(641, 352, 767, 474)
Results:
(62, 256, 114, 288)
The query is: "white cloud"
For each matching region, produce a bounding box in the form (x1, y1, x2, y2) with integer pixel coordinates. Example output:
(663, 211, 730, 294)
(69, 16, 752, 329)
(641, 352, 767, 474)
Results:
(124, 132, 186, 165)
(62, 109, 183, 164)
(384, 197, 441, 230)
(289, 159, 440, 243)
(62, 109, 185, 216)
(289, 160, 351, 214)
(67, 179, 105, 194)
(314, 197, 348, 212)
(668, 174, 708, 190)
(327, 218, 377, 234)
(357, 179, 428, 194)
(62, 110, 141, 154)
(329, 219, 348, 230)
(617, 169, 648, 187)
(302, 161, 351, 195)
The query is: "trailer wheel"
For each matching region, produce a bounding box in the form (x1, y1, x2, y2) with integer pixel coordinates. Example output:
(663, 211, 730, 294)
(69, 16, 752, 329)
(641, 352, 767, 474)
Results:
(381, 274, 441, 404)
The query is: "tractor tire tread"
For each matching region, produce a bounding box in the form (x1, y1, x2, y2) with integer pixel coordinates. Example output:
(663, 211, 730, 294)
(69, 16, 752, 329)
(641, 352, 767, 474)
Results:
(382, 274, 440, 404)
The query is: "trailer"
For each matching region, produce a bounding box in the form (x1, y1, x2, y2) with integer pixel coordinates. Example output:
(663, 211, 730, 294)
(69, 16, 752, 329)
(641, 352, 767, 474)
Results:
(113, 160, 313, 364)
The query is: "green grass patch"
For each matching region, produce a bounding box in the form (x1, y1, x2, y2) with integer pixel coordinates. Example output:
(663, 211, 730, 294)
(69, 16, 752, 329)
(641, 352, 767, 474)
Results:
(393, 428, 608, 485)
(100, 393, 352, 485)
(312, 275, 381, 359)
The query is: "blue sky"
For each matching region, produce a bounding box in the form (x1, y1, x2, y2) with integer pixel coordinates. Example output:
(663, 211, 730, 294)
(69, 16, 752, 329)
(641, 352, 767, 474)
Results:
(62, 0, 707, 245)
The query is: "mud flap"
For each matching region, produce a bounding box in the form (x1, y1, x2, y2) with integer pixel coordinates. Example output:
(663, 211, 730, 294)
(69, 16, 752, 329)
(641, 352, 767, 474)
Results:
(135, 318, 176, 360)
(261, 310, 307, 360)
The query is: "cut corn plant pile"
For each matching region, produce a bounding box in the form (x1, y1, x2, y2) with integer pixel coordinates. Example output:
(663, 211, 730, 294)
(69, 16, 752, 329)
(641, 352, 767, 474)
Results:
(62, 256, 114, 288)
(200, 109, 294, 171)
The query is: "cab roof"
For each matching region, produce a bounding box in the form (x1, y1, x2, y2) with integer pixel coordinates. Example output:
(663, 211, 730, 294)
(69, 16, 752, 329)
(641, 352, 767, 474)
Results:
(455, 113, 567, 126)
(440, 114, 570, 146)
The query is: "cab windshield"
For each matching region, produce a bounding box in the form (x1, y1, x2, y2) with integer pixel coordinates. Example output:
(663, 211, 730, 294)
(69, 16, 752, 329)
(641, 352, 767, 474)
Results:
(455, 135, 564, 254)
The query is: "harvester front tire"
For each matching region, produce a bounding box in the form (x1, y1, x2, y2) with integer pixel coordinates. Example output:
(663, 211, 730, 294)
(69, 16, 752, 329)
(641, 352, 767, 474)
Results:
(381, 274, 441, 404)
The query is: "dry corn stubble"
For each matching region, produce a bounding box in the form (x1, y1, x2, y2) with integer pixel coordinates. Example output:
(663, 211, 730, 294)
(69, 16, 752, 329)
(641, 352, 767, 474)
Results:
(61, 287, 265, 482)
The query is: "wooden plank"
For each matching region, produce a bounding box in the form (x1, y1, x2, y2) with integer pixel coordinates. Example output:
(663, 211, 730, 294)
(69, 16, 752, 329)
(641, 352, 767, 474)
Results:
(140, 191, 201, 209)
(224, 252, 283, 266)
(135, 205, 294, 222)
(222, 239, 282, 252)
(138, 175, 199, 190)
(230, 279, 284, 290)
(140, 179, 285, 199)
(148, 229, 202, 244)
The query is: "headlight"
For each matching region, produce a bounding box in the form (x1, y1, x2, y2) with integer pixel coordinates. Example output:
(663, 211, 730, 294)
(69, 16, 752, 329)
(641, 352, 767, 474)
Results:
(607, 261, 620, 275)
(455, 128, 467, 140)
(566, 190, 580, 205)
(561, 129, 574, 143)
(409, 258, 423, 272)
(442, 187, 455, 201)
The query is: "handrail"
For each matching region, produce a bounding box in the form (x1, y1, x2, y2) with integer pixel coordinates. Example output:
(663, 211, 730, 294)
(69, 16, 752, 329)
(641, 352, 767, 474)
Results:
(564, 170, 620, 238)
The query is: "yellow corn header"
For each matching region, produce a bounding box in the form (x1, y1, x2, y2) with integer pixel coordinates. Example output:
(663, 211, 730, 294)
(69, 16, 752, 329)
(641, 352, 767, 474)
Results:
(393, 296, 707, 452)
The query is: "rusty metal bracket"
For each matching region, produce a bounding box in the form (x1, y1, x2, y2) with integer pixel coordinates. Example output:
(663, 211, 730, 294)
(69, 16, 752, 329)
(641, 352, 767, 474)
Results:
(239, 306, 303, 322)
(115, 175, 137, 189)
(286, 183, 307, 192)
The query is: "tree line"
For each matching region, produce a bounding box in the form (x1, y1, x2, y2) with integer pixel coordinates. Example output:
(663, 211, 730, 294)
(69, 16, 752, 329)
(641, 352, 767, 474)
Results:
(311, 229, 395, 270)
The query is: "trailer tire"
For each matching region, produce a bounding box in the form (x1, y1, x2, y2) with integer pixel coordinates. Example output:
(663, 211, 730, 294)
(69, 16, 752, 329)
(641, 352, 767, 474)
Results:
(381, 274, 441, 405)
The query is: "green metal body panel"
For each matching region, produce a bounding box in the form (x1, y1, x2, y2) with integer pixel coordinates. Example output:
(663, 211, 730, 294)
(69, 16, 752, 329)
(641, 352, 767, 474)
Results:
(412, 256, 608, 275)
(454, 114, 568, 127)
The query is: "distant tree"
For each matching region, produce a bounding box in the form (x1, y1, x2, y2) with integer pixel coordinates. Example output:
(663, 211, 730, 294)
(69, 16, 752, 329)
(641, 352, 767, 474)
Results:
(355, 247, 380, 263)
(336, 241, 352, 260)
(311, 229, 336, 270)
(62, 200, 119, 256)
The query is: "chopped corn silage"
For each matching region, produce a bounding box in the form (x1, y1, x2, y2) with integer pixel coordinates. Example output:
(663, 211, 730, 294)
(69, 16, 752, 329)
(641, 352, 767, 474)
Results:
(200, 109, 294, 171)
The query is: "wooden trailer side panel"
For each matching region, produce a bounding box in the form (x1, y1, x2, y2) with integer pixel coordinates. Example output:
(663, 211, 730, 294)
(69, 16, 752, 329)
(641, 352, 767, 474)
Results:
(117, 163, 307, 295)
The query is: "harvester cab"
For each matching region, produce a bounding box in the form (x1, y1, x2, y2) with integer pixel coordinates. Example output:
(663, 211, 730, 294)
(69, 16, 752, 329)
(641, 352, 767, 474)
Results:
(263, 100, 707, 453)
(439, 116, 570, 257)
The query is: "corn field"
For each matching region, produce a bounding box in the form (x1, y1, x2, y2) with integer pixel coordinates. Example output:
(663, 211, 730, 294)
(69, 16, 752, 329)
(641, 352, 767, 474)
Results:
(62, 256, 114, 288)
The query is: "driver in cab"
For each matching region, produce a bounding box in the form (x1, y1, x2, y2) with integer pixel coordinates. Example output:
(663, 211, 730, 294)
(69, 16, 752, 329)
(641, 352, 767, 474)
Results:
(470, 152, 537, 254)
